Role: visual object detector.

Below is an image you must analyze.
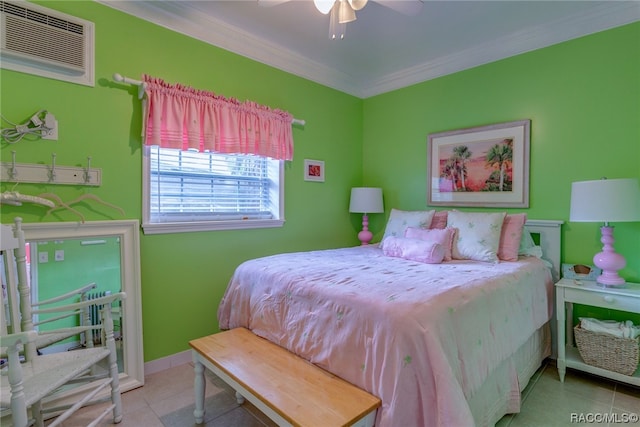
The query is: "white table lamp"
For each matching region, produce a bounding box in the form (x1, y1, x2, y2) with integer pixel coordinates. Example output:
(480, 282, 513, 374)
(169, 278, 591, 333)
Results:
(569, 178, 640, 287)
(349, 187, 384, 245)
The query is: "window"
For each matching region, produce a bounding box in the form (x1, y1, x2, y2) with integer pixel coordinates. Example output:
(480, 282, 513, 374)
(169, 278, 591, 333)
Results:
(142, 146, 284, 234)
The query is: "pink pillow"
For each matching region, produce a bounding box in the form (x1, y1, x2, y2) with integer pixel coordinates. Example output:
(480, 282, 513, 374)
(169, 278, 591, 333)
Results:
(382, 237, 445, 264)
(404, 226, 456, 261)
(498, 213, 527, 261)
(429, 211, 448, 229)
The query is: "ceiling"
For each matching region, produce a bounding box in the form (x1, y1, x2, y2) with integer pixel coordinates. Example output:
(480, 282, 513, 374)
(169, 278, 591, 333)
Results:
(99, 1, 639, 98)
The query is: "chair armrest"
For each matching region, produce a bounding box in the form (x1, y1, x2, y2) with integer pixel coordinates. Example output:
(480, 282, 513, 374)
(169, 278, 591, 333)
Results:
(0, 330, 37, 349)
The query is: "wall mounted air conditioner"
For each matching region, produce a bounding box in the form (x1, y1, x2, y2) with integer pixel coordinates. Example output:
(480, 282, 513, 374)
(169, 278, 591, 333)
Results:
(0, 1, 94, 86)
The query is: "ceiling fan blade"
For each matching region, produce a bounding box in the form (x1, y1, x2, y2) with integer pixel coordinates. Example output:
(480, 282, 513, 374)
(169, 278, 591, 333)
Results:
(314, 0, 336, 14)
(374, 0, 423, 16)
(257, 0, 291, 7)
(348, 0, 369, 11)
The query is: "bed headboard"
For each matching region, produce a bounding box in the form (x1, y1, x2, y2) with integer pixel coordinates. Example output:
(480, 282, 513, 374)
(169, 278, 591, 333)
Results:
(524, 219, 564, 281)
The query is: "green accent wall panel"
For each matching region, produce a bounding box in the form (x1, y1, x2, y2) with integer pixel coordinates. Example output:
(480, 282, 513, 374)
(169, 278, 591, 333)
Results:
(363, 23, 640, 280)
(32, 237, 121, 333)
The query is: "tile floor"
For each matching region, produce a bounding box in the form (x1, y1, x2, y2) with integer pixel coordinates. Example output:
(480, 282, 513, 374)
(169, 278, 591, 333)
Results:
(48, 359, 639, 426)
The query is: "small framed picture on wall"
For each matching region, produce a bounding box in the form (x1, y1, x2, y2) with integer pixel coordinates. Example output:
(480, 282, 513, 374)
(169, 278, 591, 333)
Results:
(304, 159, 325, 182)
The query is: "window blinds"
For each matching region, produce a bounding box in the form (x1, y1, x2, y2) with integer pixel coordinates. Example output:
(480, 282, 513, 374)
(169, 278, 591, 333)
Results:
(149, 146, 274, 222)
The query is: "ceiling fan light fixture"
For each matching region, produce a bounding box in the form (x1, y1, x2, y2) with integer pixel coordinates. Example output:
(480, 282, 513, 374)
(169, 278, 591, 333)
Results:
(338, 0, 357, 24)
(314, 0, 335, 15)
(348, 0, 368, 11)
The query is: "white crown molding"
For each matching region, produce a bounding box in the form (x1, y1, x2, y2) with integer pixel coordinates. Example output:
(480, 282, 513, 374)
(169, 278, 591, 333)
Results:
(98, 0, 361, 96)
(99, 1, 639, 99)
(362, 2, 640, 98)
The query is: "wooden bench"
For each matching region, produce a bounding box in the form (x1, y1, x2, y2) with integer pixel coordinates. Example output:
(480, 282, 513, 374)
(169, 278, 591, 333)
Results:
(190, 328, 380, 427)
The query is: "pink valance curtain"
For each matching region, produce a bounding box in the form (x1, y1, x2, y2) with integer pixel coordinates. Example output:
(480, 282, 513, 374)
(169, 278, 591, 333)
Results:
(142, 75, 294, 160)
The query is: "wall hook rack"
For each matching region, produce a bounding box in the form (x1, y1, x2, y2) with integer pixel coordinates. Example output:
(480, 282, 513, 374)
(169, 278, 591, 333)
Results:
(0, 152, 102, 186)
(49, 153, 57, 182)
(83, 156, 92, 183)
(9, 151, 18, 180)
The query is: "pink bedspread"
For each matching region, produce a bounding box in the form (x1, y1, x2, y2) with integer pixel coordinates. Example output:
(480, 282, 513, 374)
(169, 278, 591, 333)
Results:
(218, 245, 553, 427)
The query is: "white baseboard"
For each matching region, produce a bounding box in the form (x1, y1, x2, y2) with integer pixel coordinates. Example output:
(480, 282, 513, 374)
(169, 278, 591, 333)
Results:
(144, 349, 192, 376)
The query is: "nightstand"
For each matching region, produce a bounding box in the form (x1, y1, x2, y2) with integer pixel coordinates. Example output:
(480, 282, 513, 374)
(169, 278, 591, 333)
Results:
(555, 278, 640, 386)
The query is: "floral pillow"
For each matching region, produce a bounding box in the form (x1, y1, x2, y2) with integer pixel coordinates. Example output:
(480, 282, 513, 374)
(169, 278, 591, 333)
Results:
(447, 211, 506, 262)
(382, 236, 445, 264)
(381, 209, 435, 245)
(498, 213, 527, 261)
(404, 226, 456, 261)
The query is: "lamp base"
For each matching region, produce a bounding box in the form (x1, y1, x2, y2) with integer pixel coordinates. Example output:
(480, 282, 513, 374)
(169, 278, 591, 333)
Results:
(358, 229, 373, 246)
(357, 214, 373, 245)
(593, 226, 627, 287)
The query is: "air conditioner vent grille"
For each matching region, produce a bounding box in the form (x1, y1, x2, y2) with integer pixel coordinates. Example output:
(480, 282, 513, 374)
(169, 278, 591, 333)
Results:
(4, 15, 84, 68)
(0, 1, 84, 35)
(0, 1, 93, 86)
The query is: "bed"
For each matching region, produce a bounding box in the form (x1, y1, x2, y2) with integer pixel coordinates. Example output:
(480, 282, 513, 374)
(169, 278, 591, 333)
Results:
(218, 215, 562, 427)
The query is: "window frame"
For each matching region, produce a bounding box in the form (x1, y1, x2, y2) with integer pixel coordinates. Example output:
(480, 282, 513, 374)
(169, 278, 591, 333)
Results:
(141, 146, 285, 235)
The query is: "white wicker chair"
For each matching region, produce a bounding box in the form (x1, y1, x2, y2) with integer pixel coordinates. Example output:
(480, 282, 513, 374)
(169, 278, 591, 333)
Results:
(1, 219, 124, 427)
(4, 218, 104, 353)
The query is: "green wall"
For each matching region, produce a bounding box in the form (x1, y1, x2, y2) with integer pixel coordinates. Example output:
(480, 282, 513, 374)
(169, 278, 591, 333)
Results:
(34, 237, 121, 302)
(1, 1, 363, 361)
(32, 237, 120, 339)
(362, 23, 640, 327)
(1, 2, 638, 362)
(363, 22, 640, 282)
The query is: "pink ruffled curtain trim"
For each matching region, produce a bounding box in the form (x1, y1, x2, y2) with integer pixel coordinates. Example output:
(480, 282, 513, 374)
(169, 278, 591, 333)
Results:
(143, 75, 294, 160)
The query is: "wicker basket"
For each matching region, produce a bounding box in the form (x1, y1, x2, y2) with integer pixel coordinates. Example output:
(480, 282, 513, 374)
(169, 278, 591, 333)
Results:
(574, 325, 640, 376)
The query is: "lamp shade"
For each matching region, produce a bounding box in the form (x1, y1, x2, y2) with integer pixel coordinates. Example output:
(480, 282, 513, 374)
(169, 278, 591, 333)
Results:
(570, 178, 640, 223)
(349, 187, 383, 214)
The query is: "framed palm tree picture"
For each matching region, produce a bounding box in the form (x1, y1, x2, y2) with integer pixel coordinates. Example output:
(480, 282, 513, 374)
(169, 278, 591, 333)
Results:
(427, 119, 530, 207)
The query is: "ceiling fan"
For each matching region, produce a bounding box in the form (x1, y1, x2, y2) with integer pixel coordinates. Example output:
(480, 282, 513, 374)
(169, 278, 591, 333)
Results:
(259, 0, 424, 40)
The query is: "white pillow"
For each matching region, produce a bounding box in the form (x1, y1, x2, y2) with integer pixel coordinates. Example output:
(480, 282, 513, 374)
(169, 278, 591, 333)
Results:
(447, 211, 506, 262)
(381, 209, 435, 244)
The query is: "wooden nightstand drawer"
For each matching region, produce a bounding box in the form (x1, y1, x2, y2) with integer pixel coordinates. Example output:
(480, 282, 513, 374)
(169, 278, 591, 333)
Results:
(564, 287, 639, 313)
